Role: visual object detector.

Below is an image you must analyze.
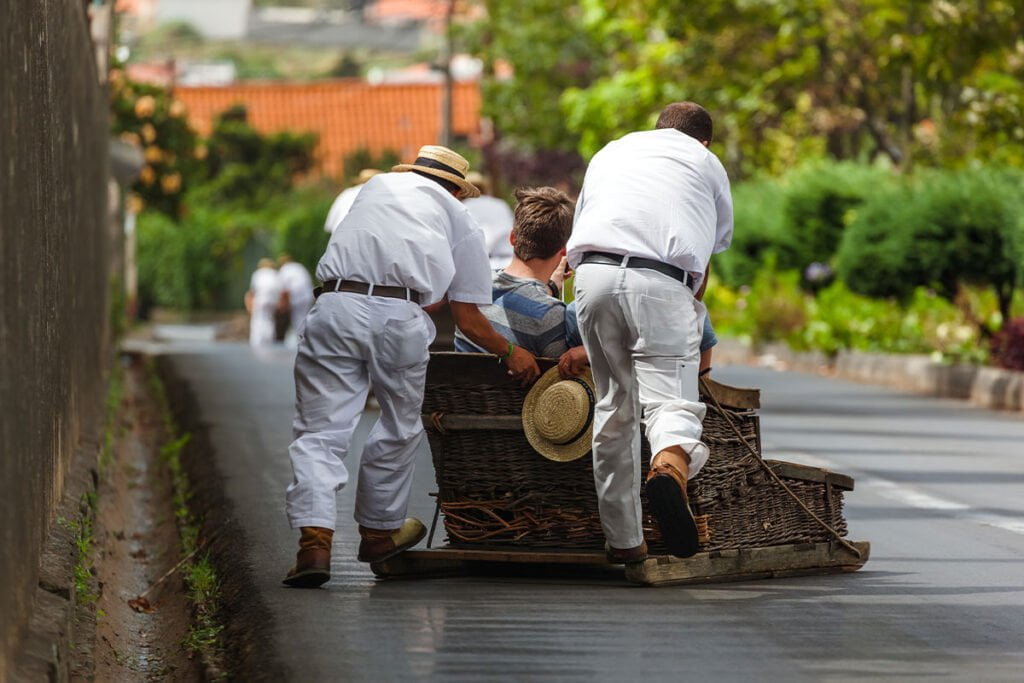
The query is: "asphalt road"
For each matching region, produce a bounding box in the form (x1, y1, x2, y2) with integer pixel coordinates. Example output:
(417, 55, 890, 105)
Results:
(159, 341, 1024, 682)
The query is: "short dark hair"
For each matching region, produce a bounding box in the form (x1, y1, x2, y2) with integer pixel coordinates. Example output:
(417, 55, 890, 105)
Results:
(656, 102, 713, 143)
(511, 187, 575, 261)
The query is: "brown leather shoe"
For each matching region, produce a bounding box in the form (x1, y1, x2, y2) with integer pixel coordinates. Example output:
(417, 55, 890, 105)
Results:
(357, 518, 427, 563)
(646, 450, 700, 558)
(605, 540, 648, 564)
(282, 526, 333, 588)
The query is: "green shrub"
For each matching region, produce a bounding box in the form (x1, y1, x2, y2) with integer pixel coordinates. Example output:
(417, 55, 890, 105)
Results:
(272, 189, 334, 275)
(777, 161, 889, 271)
(137, 186, 335, 312)
(716, 179, 790, 286)
(837, 167, 1023, 323)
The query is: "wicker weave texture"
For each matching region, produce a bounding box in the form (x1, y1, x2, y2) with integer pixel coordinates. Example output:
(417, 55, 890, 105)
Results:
(426, 382, 847, 552)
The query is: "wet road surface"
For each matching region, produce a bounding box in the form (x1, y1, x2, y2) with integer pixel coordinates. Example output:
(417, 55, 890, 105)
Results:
(160, 342, 1024, 681)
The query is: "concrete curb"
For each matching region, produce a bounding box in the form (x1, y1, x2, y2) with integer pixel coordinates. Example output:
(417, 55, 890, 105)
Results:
(716, 339, 1024, 415)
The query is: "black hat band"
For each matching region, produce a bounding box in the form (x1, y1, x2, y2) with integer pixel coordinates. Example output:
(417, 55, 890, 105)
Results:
(413, 157, 465, 179)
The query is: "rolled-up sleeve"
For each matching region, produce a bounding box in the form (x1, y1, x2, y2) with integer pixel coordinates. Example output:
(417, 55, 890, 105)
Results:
(448, 229, 493, 304)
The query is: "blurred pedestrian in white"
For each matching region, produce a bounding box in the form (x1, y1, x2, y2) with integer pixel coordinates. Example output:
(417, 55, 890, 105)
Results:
(464, 171, 515, 270)
(323, 168, 382, 234)
(277, 253, 314, 346)
(245, 258, 282, 347)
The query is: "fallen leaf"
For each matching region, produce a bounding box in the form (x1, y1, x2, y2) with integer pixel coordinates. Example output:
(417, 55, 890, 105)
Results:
(128, 597, 156, 613)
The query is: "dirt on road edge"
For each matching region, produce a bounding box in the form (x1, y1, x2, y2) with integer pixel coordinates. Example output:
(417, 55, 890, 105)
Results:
(152, 354, 287, 681)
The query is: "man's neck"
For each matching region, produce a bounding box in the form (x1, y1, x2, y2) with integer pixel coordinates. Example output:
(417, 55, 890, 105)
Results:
(503, 256, 560, 284)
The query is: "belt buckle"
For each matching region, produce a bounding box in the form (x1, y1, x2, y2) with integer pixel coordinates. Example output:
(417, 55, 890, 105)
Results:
(333, 280, 342, 292)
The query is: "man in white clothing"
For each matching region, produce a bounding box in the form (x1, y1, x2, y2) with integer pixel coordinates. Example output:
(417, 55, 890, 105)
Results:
(567, 102, 733, 562)
(245, 258, 282, 347)
(276, 254, 314, 344)
(464, 171, 515, 270)
(323, 168, 382, 234)
(283, 146, 540, 588)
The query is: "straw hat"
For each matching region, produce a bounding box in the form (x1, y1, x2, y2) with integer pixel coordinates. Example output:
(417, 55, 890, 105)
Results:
(466, 170, 490, 195)
(355, 168, 382, 185)
(393, 145, 481, 199)
(522, 367, 596, 462)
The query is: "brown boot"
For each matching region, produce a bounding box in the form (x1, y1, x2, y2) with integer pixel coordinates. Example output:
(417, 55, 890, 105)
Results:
(605, 540, 648, 565)
(646, 448, 700, 558)
(357, 518, 427, 563)
(282, 526, 333, 588)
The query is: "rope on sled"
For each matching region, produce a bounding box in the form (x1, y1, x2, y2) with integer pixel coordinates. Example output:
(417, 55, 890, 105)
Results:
(699, 376, 863, 559)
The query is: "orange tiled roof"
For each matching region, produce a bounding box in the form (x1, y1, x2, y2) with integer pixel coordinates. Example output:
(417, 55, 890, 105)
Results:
(176, 79, 481, 177)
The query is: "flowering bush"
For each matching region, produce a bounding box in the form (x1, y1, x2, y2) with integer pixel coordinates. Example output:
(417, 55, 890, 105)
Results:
(706, 267, 994, 363)
(109, 69, 200, 217)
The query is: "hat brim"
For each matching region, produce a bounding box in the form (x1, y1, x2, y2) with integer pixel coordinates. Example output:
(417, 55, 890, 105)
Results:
(522, 367, 595, 463)
(392, 163, 481, 199)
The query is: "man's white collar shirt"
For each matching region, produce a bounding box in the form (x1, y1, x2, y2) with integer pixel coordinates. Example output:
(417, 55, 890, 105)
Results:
(566, 128, 733, 291)
(316, 172, 492, 307)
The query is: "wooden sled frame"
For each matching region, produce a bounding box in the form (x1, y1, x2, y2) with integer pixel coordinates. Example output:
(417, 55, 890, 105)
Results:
(370, 540, 870, 587)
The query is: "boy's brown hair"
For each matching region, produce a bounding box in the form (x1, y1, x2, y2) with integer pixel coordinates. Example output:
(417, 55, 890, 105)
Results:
(511, 186, 575, 261)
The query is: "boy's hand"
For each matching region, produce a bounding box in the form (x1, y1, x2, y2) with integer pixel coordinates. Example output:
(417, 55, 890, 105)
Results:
(550, 256, 572, 295)
(557, 345, 589, 378)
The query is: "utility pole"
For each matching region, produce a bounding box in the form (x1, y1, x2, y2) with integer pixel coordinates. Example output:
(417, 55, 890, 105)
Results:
(438, 0, 456, 147)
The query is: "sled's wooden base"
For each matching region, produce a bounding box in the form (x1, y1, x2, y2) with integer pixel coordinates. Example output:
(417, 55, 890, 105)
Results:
(370, 540, 870, 587)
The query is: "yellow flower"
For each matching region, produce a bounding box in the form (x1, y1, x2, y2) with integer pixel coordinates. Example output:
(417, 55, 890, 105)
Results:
(127, 194, 145, 213)
(119, 131, 141, 146)
(134, 95, 156, 118)
(169, 99, 187, 118)
(161, 172, 182, 194)
(139, 165, 156, 186)
(194, 144, 208, 160)
(141, 123, 157, 143)
(144, 145, 163, 163)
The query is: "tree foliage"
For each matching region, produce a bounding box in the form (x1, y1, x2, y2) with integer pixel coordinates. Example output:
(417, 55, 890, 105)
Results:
(466, 0, 1024, 176)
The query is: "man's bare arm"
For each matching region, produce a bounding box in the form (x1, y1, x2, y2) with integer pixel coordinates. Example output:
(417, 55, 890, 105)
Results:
(450, 301, 540, 383)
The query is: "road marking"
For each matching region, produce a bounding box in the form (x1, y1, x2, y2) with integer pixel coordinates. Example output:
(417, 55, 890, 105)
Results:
(768, 448, 1024, 537)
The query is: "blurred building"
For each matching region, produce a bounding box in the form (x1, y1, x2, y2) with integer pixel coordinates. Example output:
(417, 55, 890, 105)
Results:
(154, 0, 252, 40)
(175, 79, 481, 176)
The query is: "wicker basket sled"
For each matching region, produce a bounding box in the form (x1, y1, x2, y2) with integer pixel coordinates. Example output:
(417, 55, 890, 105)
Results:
(371, 353, 869, 586)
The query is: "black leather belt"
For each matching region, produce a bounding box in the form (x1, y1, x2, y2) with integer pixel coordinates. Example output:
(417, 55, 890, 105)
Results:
(316, 279, 421, 304)
(579, 251, 695, 289)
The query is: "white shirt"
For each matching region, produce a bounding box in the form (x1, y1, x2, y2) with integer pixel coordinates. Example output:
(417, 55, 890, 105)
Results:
(278, 261, 313, 304)
(249, 267, 282, 308)
(566, 128, 733, 290)
(316, 172, 492, 306)
(464, 195, 515, 270)
(323, 186, 363, 234)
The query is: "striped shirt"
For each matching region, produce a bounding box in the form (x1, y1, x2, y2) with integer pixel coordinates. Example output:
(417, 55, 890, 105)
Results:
(454, 271, 575, 358)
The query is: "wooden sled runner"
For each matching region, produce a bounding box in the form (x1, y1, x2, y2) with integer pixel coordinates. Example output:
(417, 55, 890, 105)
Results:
(372, 353, 869, 586)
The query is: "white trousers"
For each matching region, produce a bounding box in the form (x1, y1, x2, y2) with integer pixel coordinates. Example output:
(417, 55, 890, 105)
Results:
(249, 304, 277, 347)
(574, 262, 709, 549)
(285, 292, 435, 531)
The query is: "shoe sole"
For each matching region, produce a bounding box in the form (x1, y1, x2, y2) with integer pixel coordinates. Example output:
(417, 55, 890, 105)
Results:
(361, 525, 428, 564)
(282, 568, 330, 588)
(646, 474, 700, 558)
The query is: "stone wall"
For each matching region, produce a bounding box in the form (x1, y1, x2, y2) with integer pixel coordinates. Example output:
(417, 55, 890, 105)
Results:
(0, 0, 112, 676)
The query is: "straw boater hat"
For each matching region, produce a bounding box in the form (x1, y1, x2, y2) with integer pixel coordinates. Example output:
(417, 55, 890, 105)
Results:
(355, 168, 382, 185)
(522, 367, 596, 462)
(393, 145, 481, 199)
(466, 170, 490, 195)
